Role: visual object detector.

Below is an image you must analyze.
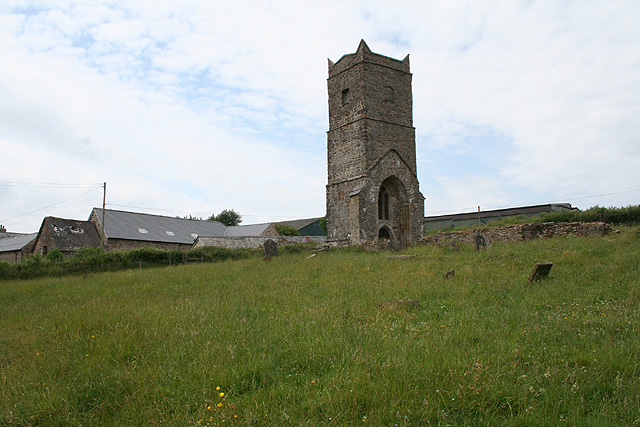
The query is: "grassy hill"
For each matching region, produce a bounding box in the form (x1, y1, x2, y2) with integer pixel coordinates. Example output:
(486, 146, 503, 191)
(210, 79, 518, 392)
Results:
(1, 228, 639, 426)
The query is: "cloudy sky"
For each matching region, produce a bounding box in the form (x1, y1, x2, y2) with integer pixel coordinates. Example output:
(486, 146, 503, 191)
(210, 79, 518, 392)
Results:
(1, 1, 639, 232)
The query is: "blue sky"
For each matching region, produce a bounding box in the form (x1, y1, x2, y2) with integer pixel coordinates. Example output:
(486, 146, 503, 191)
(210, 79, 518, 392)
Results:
(1, 1, 639, 232)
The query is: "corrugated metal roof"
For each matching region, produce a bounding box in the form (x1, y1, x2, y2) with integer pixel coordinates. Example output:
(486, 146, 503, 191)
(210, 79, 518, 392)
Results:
(0, 232, 37, 252)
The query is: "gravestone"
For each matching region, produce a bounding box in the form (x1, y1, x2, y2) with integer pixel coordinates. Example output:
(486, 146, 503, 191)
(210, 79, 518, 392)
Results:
(528, 262, 553, 282)
(263, 239, 278, 259)
(474, 233, 491, 251)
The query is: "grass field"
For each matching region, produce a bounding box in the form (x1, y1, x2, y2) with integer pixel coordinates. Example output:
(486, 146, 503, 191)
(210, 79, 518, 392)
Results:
(1, 228, 639, 426)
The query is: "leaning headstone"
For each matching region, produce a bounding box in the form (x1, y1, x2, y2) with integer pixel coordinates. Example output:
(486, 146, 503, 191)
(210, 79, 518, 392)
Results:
(263, 239, 278, 260)
(528, 262, 553, 282)
(474, 233, 491, 251)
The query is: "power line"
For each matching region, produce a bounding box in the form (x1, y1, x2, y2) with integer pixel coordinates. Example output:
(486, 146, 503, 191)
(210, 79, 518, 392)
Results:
(0, 181, 102, 188)
(426, 188, 640, 215)
(0, 187, 103, 223)
(107, 204, 312, 220)
(549, 188, 640, 203)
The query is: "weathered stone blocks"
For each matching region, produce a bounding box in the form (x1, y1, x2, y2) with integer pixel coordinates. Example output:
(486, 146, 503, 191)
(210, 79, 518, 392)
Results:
(326, 40, 424, 248)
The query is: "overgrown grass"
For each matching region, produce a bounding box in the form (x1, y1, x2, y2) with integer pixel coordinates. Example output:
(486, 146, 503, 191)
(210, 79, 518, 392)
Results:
(0, 246, 263, 280)
(1, 228, 639, 426)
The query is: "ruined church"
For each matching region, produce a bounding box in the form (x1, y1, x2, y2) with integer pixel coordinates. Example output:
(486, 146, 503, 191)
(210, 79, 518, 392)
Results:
(326, 40, 425, 247)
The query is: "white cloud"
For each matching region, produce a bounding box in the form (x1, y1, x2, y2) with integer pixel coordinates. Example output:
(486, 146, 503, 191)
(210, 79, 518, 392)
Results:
(1, 1, 639, 232)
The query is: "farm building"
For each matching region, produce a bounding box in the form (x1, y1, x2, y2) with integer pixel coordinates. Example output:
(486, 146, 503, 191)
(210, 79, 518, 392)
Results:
(31, 217, 101, 257)
(0, 230, 37, 264)
(89, 208, 323, 251)
(423, 203, 578, 232)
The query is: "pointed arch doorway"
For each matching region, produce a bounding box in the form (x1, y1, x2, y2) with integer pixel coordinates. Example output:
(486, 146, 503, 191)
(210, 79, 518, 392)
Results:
(377, 176, 411, 248)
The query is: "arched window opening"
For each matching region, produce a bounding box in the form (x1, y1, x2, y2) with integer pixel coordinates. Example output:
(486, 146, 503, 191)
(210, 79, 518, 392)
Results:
(384, 86, 394, 103)
(379, 227, 391, 239)
(378, 186, 389, 220)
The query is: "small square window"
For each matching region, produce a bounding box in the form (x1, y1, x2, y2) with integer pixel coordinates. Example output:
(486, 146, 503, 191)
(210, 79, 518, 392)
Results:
(341, 88, 350, 105)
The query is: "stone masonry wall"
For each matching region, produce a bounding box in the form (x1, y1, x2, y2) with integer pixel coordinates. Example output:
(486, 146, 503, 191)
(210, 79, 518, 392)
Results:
(105, 238, 192, 252)
(326, 41, 423, 245)
(0, 251, 21, 264)
(194, 236, 326, 250)
(419, 222, 611, 247)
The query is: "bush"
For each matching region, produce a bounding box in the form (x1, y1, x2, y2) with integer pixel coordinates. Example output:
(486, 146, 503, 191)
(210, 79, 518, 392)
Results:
(0, 245, 262, 281)
(44, 248, 64, 263)
(541, 205, 640, 226)
(319, 217, 327, 236)
(275, 224, 300, 236)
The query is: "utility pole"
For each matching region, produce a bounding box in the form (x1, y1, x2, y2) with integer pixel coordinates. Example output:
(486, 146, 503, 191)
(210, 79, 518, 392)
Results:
(101, 182, 106, 250)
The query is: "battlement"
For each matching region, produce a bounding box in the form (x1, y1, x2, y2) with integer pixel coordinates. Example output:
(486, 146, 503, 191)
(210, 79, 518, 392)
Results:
(328, 40, 410, 77)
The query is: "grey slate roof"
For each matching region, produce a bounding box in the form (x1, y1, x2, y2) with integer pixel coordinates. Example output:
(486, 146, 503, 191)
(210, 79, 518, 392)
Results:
(224, 223, 271, 237)
(91, 208, 275, 244)
(92, 208, 226, 244)
(0, 232, 37, 252)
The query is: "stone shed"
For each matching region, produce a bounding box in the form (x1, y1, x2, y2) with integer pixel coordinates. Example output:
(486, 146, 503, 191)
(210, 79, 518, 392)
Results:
(31, 217, 101, 257)
(0, 231, 37, 263)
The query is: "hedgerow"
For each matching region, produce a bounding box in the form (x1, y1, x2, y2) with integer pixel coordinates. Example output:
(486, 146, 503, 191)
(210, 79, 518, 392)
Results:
(432, 205, 640, 234)
(0, 246, 260, 281)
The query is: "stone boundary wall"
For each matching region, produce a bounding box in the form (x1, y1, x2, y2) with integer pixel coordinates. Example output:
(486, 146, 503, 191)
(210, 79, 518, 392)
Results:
(418, 222, 611, 247)
(193, 235, 326, 250)
(105, 238, 193, 252)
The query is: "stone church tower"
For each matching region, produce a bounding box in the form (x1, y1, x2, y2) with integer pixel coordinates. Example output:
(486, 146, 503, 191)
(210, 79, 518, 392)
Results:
(326, 40, 424, 247)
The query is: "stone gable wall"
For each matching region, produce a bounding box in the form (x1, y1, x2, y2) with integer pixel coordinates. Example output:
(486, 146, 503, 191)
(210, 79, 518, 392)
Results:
(259, 223, 280, 237)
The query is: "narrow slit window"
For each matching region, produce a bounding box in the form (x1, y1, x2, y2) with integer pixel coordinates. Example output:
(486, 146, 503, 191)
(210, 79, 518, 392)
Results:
(378, 187, 390, 220)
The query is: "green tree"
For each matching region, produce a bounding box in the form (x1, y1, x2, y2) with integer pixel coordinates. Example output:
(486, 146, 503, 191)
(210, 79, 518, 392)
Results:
(275, 224, 300, 236)
(319, 217, 327, 236)
(208, 209, 242, 226)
